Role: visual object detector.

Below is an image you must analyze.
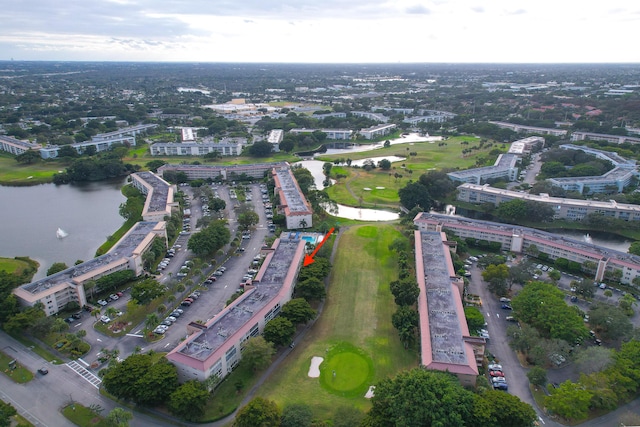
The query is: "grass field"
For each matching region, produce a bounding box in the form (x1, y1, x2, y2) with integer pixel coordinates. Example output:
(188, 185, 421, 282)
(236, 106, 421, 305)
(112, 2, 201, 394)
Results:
(255, 224, 417, 421)
(0, 153, 64, 185)
(319, 136, 505, 207)
(0, 257, 36, 275)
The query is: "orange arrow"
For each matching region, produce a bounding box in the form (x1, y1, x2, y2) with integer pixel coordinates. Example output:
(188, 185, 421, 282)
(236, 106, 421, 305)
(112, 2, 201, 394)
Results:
(303, 228, 335, 267)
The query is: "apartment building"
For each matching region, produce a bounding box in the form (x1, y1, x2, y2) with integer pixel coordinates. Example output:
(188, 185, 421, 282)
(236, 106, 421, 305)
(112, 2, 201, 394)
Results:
(272, 166, 313, 229)
(507, 136, 544, 155)
(13, 221, 166, 315)
(489, 121, 568, 137)
(414, 230, 483, 387)
(289, 128, 352, 140)
(0, 135, 40, 155)
(414, 213, 640, 285)
(456, 183, 640, 221)
(351, 111, 388, 123)
(149, 141, 244, 157)
(166, 235, 306, 382)
(157, 162, 287, 182)
(447, 154, 520, 184)
(130, 172, 176, 222)
(359, 124, 397, 140)
(571, 132, 640, 145)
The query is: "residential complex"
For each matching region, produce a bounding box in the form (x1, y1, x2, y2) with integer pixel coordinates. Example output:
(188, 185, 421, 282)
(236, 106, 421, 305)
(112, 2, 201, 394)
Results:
(414, 230, 483, 387)
(507, 136, 544, 155)
(166, 235, 307, 382)
(489, 121, 568, 137)
(267, 129, 284, 152)
(456, 183, 640, 221)
(351, 111, 388, 123)
(359, 123, 397, 140)
(571, 132, 640, 145)
(272, 166, 313, 229)
(545, 144, 638, 194)
(447, 153, 520, 185)
(0, 135, 40, 155)
(157, 162, 286, 182)
(130, 172, 176, 221)
(149, 141, 244, 157)
(403, 110, 457, 125)
(290, 128, 352, 140)
(13, 221, 167, 316)
(414, 213, 640, 286)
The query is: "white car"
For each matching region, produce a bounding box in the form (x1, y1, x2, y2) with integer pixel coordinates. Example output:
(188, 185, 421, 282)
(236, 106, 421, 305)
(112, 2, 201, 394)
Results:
(100, 315, 111, 323)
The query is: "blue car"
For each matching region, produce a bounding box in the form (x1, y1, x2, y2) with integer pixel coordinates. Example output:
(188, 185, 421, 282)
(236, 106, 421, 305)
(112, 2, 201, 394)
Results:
(501, 304, 513, 310)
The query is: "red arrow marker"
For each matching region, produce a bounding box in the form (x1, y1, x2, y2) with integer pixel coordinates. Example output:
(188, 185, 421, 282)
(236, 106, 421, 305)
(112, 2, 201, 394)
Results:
(303, 228, 335, 267)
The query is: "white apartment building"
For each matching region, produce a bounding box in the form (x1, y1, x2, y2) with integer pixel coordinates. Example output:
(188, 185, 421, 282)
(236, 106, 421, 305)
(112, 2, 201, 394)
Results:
(359, 124, 397, 140)
(447, 154, 520, 184)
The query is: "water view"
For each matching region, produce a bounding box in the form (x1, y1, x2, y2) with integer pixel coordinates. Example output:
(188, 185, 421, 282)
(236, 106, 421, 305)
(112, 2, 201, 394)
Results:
(0, 180, 127, 280)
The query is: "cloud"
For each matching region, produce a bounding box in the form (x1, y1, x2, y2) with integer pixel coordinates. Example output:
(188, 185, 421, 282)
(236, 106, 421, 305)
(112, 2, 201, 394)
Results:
(471, 6, 484, 13)
(406, 5, 431, 15)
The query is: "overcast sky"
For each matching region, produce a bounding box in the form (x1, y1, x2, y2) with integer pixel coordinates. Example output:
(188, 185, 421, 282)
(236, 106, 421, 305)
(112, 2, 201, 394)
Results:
(1, 0, 638, 63)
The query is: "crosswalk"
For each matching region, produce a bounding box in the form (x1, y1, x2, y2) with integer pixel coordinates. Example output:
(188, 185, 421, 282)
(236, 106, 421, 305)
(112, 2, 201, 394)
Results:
(65, 360, 102, 388)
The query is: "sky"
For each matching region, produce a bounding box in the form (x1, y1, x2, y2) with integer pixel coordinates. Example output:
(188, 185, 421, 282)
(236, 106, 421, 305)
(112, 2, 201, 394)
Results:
(1, 0, 639, 63)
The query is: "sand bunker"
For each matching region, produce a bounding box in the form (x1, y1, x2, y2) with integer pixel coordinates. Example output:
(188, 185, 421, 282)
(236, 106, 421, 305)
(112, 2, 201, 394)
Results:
(365, 385, 376, 398)
(308, 356, 323, 378)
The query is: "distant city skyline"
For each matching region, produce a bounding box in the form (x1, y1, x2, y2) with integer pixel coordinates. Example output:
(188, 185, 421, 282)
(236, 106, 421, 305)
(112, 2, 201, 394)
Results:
(1, 0, 639, 63)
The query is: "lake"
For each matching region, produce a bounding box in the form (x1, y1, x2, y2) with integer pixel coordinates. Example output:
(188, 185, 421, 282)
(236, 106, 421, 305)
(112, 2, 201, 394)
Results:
(0, 179, 126, 280)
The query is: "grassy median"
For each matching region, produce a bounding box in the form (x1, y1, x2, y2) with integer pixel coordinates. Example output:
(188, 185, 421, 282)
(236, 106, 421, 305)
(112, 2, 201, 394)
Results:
(256, 224, 417, 420)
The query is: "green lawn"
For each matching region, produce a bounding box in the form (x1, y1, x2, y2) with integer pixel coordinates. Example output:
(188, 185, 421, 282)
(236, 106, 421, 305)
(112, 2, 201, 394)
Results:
(0, 153, 65, 185)
(0, 257, 37, 275)
(254, 224, 417, 421)
(0, 350, 34, 383)
(62, 403, 105, 426)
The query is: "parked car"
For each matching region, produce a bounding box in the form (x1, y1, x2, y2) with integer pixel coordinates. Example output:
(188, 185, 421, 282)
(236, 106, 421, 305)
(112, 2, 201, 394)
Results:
(116, 291, 124, 297)
(501, 304, 513, 310)
(181, 300, 192, 307)
(488, 364, 503, 372)
(171, 311, 181, 318)
(166, 316, 177, 322)
(505, 316, 517, 322)
(153, 327, 166, 334)
(491, 376, 507, 384)
(161, 320, 172, 327)
(109, 294, 119, 301)
(489, 370, 505, 377)
(100, 315, 111, 323)
(493, 382, 508, 391)
(97, 299, 108, 306)
(499, 297, 511, 303)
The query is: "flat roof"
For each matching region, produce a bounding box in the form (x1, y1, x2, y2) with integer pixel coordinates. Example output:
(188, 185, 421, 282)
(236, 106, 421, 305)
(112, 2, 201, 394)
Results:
(175, 237, 305, 361)
(0, 135, 40, 149)
(448, 153, 518, 179)
(18, 221, 160, 295)
(134, 172, 171, 214)
(273, 166, 313, 214)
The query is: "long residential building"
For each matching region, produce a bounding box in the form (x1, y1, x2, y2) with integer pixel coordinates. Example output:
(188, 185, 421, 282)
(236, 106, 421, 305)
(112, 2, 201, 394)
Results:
(507, 136, 544, 155)
(489, 121, 568, 137)
(0, 135, 40, 155)
(149, 141, 244, 157)
(289, 128, 352, 140)
(359, 123, 397, 140)
(13, 221, 166, 316)
(272, 166, 313, 229)
(414, 230, 483, 387)
(456, 183, 640, 221)
(166, 235, 307, 382)
(130, 172, 176, 221)
(414, 212, 640, 286)
(157, 162, 287, 182)
(571, 132, 640, 145)
(351, 111, 388, 123)
(447, 153, 520, 185)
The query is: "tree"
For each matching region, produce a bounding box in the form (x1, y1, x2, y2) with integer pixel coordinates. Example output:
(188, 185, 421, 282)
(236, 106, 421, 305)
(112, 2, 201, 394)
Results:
(619, 293, 637, 317)
(281, 403, 313, 427)
(464, 306, 485, 332)
(145, 313, 159, 330)
(51, 317, 70, 334)
(391, 306, 419, 348)
(102, 354, 152, 401)
(548, 269, 561, 282)
(574, 346, 613, 375)
(472, 390, 537, 427)
(0, 400, 17, 427)
(209, 197, 226, 212)
(241, 336, 275, 372)
(389, 278, 420, 306)
(238, 211, 259, 231)
(248, 141, 274, 157)
(280, 298, 315, 325)
(263, 317, 295, 347)
(104, 407, 133, 427)
(235, 397, 281, 427)
(545, 380, 592, 421)
(629, 241, 640, 256)
(526, 366, 547, 387)
(482, 264, 510, 295)
(294, 277, 326, 301)
(168, 380, 209, 422)
(588, 303, 633, 340)
(15, 149, 41, 164)
(134, 361, 179, 406)
(333, 406, 365, 427)
(130, 279, 165, 305)
(47, 262, 69, 276)
(398, 181, 431, 211)
(379, 158, 392, 170)
(364, 369, 475, 427)
(187, 220, 231, 256)
(418, 170, 456, 201)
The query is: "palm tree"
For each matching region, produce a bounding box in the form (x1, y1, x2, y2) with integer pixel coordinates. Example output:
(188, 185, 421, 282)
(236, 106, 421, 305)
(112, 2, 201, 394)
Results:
(92, 309, 101, 320)
(105, 307, 118, 319)
(51, 318, 69, 334)
(299, 218, 308, 228)
(145, 313, 159, 330)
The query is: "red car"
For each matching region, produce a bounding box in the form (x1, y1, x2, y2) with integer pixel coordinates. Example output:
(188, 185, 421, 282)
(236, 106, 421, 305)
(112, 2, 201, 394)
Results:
(490, 370, 505, 377)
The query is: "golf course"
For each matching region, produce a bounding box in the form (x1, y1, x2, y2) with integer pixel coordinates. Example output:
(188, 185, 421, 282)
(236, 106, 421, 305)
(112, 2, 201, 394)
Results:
(256, 224, 417, 419)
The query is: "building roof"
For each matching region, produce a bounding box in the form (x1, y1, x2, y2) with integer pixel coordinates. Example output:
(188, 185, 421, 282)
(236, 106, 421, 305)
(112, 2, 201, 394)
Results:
(0, 135, 40, 149)
(273, 166, 313, 215)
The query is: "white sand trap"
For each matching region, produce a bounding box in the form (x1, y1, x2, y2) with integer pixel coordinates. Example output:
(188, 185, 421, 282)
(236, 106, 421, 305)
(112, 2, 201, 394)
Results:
(365, 385, 376, 399)
(308, 356, 323, 378)
(375, 186, 385, 189)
